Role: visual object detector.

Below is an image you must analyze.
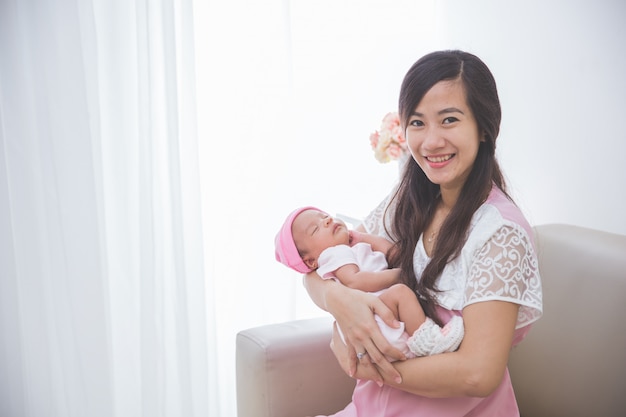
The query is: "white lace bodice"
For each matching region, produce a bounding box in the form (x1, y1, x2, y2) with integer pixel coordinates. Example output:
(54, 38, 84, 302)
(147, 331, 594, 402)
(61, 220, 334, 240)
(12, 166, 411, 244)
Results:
(363, 188, 543, 329)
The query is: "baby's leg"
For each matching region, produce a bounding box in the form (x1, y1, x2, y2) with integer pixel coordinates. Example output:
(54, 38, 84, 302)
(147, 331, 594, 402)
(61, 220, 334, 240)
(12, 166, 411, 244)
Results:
(380, 284, 465, 357)
(377, 283, 427, 335)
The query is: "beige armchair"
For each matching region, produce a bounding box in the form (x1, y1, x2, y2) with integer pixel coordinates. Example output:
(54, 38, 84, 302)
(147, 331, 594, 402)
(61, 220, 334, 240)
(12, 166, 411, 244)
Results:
(236, 224, 626, 417)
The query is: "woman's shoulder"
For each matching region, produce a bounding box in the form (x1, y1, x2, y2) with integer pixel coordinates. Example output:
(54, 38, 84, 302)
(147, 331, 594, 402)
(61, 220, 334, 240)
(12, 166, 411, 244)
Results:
(486, 187, 532, 230)
(471, 187, 534, 245)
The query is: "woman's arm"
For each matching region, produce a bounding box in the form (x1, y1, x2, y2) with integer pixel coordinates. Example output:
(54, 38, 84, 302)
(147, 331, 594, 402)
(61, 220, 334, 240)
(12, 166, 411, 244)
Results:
(303, 272, 406, 382)
(394, 300, 518, 397)
(340, 299, 519, 397)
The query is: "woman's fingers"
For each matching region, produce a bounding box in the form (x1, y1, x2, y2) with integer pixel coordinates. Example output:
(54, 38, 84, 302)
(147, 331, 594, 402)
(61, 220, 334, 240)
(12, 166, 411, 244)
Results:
(368, 297, 407, 363)
(371, 296, 402, 331)
(353, 297, 405, 383)
(355, 353, 384, 386)
(332, 322, 384, 385)
(327, 289, 405, 384)
(358, 334, 403, 385)
(370, 325, 406, 362)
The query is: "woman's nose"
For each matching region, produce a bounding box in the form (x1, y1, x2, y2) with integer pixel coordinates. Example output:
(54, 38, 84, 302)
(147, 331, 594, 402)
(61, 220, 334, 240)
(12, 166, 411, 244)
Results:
(422, 127, 445, 150)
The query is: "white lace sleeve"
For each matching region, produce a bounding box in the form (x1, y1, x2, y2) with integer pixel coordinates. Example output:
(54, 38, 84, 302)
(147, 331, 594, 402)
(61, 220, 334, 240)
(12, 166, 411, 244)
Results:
(361, 191, 397, 240)
(464, 225, 543, 328)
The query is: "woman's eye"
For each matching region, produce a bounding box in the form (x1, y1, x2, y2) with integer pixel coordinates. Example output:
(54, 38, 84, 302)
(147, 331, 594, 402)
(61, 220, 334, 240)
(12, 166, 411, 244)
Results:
(409, 119, 423, 127)
(443, 117, 459, 124)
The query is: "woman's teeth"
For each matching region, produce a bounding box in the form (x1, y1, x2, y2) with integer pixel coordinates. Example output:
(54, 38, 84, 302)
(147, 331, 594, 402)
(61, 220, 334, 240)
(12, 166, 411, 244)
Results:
(428, 154, 453, 163)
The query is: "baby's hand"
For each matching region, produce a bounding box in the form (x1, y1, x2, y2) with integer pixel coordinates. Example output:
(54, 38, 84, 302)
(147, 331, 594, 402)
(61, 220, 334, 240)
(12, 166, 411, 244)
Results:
(349, 230, 366, 246)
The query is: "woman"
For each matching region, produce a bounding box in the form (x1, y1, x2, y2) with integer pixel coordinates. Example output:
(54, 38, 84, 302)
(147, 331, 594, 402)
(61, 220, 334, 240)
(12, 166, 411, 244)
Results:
(304, 50, 543, 416)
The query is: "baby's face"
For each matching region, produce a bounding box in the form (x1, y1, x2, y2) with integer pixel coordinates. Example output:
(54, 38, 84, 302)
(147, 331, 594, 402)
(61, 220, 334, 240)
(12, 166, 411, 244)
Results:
(291, 209, 350, 269)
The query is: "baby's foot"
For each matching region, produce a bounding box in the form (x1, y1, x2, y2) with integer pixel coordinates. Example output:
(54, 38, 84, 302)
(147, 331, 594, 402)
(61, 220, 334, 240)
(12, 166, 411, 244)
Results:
(407, 316, 464, 357)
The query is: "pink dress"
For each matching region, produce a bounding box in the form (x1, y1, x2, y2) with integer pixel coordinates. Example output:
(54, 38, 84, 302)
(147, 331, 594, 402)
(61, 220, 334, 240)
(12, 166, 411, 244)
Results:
(316, 187, 543, 417)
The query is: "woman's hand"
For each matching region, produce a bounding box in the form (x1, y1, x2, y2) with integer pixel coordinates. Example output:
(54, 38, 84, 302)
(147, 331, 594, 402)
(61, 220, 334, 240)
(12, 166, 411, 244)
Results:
(331, 321, 385, 386)
(326, 285, 405, 384)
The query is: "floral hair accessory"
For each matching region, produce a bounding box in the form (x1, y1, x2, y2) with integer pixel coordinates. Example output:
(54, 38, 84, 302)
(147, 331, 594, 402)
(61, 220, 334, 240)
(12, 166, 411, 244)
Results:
(369, 111, 408, 163)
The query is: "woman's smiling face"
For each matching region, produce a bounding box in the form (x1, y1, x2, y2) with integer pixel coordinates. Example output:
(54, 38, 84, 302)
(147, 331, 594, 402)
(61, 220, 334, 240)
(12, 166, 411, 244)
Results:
(406, 79, 483, 195)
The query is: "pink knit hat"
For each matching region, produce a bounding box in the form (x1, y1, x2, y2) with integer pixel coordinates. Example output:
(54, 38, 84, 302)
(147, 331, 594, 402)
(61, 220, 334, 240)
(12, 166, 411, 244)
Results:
(274, 206, 321, 274)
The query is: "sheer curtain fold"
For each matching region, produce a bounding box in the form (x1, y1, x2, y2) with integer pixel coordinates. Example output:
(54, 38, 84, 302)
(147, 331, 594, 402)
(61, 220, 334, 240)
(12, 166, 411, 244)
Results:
(2, 0, 429, 415)
(1, 2, 111, 416)
(0, 0, 213, 416)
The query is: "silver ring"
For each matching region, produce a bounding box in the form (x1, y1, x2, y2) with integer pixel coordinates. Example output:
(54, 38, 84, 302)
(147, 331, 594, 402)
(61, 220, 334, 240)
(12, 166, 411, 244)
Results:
(357, 352, 367, 360)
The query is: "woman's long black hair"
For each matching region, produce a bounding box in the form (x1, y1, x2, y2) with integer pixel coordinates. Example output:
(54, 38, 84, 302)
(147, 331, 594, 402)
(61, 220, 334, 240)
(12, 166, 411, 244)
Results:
(386, 50, 510, 326)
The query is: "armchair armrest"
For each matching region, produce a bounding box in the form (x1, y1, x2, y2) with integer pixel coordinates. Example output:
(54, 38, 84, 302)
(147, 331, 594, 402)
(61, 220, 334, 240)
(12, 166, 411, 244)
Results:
(236, 317, 355, 417)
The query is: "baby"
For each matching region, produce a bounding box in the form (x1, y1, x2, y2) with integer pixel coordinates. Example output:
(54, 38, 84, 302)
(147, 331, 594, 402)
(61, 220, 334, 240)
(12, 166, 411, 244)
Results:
(274, 206, 464, 358)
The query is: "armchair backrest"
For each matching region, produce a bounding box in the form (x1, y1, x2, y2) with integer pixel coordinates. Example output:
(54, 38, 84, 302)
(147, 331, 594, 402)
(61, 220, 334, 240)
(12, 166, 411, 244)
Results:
(509, 224, 626, 417)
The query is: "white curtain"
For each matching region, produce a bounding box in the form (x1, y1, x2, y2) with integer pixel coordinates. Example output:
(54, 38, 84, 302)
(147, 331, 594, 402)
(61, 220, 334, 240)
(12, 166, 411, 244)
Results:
(0, 0, 438, 416)
(0, 0, 215, 416)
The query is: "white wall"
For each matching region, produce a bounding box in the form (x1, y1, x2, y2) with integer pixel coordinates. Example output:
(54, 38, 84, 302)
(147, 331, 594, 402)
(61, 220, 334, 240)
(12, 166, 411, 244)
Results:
(192, 1, 626, 414)
(435, 0, 626, 235)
